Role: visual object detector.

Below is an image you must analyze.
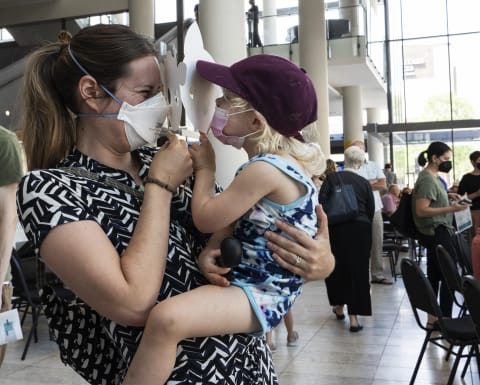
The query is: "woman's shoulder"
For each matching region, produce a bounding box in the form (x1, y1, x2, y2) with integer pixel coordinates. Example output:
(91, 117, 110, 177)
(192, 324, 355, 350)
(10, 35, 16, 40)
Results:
(18, 169, 81, 210)
(460, 172, 480, 181)
(338, 170, 366, 183)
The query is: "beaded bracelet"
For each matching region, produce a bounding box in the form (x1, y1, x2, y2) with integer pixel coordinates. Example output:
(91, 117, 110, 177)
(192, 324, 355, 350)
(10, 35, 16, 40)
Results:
(143, 176, 176, 194)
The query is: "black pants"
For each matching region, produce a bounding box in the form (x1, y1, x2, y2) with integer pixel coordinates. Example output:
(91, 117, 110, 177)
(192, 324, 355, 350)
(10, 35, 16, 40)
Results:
(417, 225, 456, 317)
(326, 219, 372, 316)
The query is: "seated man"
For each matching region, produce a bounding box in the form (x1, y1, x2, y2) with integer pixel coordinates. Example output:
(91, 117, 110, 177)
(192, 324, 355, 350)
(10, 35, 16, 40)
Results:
(382, 184, 401, 217)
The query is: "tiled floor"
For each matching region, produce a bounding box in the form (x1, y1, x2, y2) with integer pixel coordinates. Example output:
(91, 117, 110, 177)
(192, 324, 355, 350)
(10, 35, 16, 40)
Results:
(1, 256, 479, 385)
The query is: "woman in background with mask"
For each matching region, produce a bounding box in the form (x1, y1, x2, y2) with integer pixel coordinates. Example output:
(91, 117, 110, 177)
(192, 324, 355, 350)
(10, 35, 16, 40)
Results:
(458, 150, 480, 233)
(412, 141, 469, 321)
(16, 24, 334, 385)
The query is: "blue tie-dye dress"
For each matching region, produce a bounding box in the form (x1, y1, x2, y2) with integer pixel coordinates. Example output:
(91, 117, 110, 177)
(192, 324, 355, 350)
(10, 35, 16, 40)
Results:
(230, 153, 318, 336)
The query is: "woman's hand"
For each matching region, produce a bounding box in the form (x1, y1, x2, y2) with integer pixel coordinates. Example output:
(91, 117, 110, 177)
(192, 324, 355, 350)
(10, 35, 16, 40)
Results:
(266, 205, 335, 282)
(451, 201, 470, 212)
(189, 133, 216, 173)
(149, 132, 193, 189)
(448, 192, 462, 202)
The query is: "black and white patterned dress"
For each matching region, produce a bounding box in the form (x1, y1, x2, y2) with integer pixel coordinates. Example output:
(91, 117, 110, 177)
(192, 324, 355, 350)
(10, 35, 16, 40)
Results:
(17, 147, 278, 385)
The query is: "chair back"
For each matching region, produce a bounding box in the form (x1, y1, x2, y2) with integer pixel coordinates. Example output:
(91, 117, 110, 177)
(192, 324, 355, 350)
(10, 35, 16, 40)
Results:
(401, 258, 443, 330)
(462, 276, 480, 338)
(436, 244, 466, 315)
(453, 231, 473, 275)
(10, 251, 40, 306)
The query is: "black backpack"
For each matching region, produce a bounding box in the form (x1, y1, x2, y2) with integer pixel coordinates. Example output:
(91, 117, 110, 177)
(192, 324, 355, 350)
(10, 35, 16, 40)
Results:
(389, 193, 421, 239)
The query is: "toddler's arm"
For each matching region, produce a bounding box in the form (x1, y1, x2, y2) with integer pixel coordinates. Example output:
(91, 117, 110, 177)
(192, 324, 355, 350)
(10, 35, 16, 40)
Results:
(189, 135, 276, 233)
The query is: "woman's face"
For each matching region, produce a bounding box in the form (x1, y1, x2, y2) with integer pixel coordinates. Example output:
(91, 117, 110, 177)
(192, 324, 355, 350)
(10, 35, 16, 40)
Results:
(94, 55, 163, 149)
(433, 150, 452, 165)
(471, 157, 480, 170)
(113, 55, 163, 106)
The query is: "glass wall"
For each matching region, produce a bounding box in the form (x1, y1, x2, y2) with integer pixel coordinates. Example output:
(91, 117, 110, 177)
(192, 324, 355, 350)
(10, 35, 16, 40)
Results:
(386, 0, 480, 188)
(384, 127, 480, 188)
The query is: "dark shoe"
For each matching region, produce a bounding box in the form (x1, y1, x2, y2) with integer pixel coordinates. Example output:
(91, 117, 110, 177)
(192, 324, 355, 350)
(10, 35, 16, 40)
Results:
(371, 278, 393, 285)
(332, 308, 345, 320)
(349, 324, 363, 332)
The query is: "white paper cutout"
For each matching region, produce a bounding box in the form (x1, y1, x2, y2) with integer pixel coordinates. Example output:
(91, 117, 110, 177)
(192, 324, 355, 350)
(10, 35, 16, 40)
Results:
(180, 22, 222, 133)
(159, 51, 186, 134)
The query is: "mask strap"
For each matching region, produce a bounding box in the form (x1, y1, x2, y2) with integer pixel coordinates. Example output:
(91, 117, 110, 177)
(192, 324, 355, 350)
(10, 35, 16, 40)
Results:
(241, 130, 259, 140)
(228, 108, 254, 117)
(76, 113, 118, 118)
(67, 44, 123, 105)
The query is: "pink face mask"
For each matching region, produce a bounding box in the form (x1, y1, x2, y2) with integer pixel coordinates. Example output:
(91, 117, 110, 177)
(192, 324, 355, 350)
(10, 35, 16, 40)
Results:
(209, 106, 256, 149)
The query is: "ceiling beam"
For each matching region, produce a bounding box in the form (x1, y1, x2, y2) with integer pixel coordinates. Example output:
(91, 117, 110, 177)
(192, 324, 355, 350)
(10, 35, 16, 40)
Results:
(0, 0, 128, 27)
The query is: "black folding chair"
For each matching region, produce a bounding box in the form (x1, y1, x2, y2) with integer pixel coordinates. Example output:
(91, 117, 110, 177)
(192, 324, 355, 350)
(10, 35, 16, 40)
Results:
(401, 259, 480, 385)
(453, 231, 474, 275)
(462, 275, 480, 382)
(382, 219, 401, 281)
(462, 276, 480, 338)
(436, 245, 468, 318)
(10, 250, 43, 360)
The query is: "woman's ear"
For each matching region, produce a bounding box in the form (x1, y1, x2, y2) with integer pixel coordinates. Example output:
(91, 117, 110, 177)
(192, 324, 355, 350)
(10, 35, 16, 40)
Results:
(77, 75, 105, 112)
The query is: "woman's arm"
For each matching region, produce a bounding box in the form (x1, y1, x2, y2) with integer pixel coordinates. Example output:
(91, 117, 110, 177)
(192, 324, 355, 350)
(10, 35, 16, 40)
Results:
(415, 196, 469, 218)
(40, 134, 193, 326)
(198, 205, 335, 284)
(266, 204, 335, 281)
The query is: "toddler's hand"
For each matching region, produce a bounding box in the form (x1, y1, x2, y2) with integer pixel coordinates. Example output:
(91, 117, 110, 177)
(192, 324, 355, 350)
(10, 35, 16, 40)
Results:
(189, 133, 216, 173)
(197, 246, 231, 287)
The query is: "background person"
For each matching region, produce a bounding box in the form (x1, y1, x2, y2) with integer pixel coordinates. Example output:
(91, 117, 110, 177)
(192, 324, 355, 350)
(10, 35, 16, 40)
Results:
(320, 146, 374, 332)
(412, 141, 469, 320)
(0, 125, 24, 366)
(351, 140, 390, 285)
(16, 24, 334, 385)
(247, 0, 263, 47)
(381, 184, 401, 217)
(383, 163, 397, 189)
(265, 308, 299, 351)
(458, 150, 480, 233)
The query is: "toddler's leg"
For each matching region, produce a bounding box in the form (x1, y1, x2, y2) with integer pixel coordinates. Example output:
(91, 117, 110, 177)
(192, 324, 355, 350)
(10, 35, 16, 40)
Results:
(123, 284, 261, 385)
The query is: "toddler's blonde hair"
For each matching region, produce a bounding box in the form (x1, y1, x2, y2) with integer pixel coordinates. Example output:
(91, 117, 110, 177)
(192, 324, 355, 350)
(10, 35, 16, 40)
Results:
(226, 91, 326, 177)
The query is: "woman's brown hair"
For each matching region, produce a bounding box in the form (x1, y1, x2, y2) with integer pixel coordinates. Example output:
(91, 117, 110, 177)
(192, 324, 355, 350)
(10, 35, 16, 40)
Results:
(19, 24, 156, 170)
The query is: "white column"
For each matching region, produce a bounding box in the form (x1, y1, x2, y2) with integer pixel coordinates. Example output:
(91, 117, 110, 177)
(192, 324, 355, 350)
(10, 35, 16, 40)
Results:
(263, 0, 277, 46)
(342, 85, 363, 149)
(298, 0, 331, 158)
(198, 0, 248, 188)
(128, 0, 154, 38)
(339, 0, 363, 37)
(366, 107, 386, 165)
(366, 107, 382, 124)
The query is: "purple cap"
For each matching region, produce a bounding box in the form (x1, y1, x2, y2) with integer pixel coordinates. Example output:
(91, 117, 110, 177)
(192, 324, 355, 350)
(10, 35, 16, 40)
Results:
(196, 54, 317, 140)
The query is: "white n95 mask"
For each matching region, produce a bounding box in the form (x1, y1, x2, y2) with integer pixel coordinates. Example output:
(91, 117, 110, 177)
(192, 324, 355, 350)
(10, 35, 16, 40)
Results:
(118, 93, 170, 151)
(68, 45, 170, 151)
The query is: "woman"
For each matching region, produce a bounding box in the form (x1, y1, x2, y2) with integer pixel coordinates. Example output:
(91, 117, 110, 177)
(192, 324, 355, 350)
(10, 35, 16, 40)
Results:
(15, 25, 334, 385)
(458, 150, 480, 233)
(412, 142, 469, 320)
(320, 146, 374, 332)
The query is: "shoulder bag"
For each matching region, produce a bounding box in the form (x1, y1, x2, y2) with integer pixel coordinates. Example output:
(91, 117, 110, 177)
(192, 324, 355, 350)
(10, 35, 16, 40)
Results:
(319, 172, 359, 225)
